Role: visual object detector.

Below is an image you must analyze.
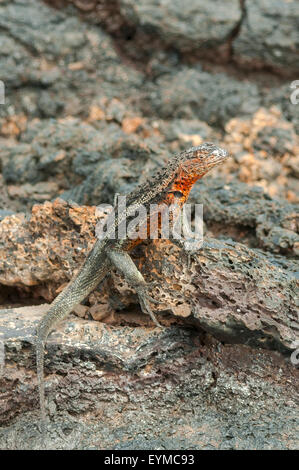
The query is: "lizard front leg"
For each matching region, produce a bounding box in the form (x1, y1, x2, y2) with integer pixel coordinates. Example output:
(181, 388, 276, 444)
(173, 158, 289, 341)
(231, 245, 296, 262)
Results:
(170, 236, 202, 268)
(170, 209, 203, 267)
(107, 249, 163, 328)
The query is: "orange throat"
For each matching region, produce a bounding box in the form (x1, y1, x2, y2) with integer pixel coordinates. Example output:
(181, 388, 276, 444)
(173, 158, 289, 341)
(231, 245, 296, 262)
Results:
(168, 171, 202, 205)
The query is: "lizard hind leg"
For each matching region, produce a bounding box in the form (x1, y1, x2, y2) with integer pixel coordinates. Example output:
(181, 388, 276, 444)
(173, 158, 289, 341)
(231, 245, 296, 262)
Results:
(107, 249, 163, 328)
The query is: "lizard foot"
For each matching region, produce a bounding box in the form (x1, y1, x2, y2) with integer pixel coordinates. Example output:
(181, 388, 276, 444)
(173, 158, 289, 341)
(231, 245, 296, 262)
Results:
(136, 286, 163, 328)
(143, 288, 165, 306)
(170, 237, 201, 268)
(182, 239, 202, 268)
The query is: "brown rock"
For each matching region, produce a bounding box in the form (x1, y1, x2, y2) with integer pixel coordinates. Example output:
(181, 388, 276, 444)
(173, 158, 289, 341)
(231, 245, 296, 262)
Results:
(0, 199, 297, 355)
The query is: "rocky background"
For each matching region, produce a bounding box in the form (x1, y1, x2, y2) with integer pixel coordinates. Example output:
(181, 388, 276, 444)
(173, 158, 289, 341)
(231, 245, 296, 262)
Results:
(0, 0, 298, 449)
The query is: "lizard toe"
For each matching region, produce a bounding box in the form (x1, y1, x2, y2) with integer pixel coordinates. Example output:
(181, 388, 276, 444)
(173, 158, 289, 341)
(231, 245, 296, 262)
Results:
(138, 294, 163, 328)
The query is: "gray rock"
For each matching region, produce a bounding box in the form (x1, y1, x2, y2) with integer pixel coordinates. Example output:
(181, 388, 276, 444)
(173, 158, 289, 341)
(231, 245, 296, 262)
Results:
(233, 0, 299, 71)
(157, 119, 213, 143)
(254, 126, 295, 156)
(148, 68, 261, 127)
(0, 34, 38, 89)
(1, 119, 104, 187)
(263, 84, 299, 134)
(120, 0, 241, 51)
(37, 92, 65, 118)
(1, 118, 169, 207)
(61, 156, 153, 206)
(0, 210, 15, 221)
(192, 178, 299, 256)
(0, 1, 86, 59)
(0, 0, 143, 120)
(0, 305, 298, 449)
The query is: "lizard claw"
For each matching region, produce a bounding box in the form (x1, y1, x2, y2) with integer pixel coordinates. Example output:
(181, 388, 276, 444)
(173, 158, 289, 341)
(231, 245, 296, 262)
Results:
(144, 294, 161, 305)
(137, 281, 165, 306)
(144, 290, 165, 306)
(182, 239, 201, 268)
(136, 287, 163, 328)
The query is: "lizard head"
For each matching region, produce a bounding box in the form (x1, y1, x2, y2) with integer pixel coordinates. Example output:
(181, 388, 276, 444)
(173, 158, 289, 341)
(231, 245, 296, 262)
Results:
(168, 142, 229, 199)
(180, 142, 229, 178)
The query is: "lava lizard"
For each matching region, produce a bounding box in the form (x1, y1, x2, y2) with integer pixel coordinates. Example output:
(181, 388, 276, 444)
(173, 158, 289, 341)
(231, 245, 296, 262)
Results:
(36, 142, 229, 430)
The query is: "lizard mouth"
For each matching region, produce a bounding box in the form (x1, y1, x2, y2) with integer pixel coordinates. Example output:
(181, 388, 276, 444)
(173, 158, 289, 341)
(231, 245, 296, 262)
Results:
(206, 146, 229, 167)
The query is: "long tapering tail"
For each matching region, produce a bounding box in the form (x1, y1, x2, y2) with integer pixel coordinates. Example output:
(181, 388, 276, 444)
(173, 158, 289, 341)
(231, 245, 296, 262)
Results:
(35, 241, 109, 431)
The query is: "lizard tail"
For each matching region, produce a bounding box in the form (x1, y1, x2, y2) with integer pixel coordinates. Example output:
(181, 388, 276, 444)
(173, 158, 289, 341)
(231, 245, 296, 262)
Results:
(35, 241, 109, 431)
(36, 325, 47, 433)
